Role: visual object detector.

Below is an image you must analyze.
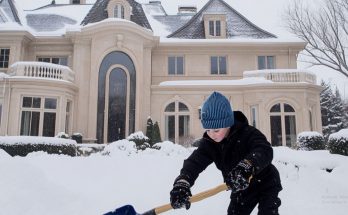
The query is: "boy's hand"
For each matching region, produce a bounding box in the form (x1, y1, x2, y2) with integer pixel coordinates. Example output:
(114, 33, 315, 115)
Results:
(170, 175, 192, 210)
(226, 159, 254, 193)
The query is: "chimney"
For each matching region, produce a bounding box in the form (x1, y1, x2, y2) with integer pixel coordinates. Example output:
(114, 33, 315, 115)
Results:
(178, 5, 197, 14)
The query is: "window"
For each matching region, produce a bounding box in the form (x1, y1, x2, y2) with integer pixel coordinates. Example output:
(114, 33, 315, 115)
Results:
(270, 103, 296, 147)
(0, 48, 10, 68)
(168, 56, 184, 75)
(209, 20, 221, 36)
(72, 0, 80, 4)
(164, 101, 190, 145)
(65, 100, 72, 134)
(20, 96, 58, 137)
(37, 57, 68, 66)
(211, 56, 227, 74)
(114, 4, 125, 19)
(0, 103, 2, 126)
(250, 105, 259, 128)
(258, 56, 275, 70)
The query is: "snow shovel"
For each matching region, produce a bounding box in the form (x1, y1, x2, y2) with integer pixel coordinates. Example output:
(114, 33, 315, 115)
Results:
(104, 183, 228, 215)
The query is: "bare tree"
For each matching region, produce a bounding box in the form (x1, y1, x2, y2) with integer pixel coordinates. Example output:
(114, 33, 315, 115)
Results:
(285, 0, 348, 78)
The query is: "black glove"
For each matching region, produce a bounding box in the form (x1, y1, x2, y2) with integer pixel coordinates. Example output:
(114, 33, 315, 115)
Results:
(226, 159, 254, 193)
(170, 175, 192, 210)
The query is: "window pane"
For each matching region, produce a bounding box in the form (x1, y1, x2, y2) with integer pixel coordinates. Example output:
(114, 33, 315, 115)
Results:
(251, 106, 258, 128)
(165, 115, 175, 142)
(216, 20, 221, 36)
(38, 57, 50, 63)
(0, 104, 2, 125)
(121, 6, 125, 19)
(219, 56, 226, 74)
(165, 102, 175, 112)
(30, 112, 40, 136)
(270, 115, 282, 146)
(52, 58, 59, 64)
(43, 112, 56, 137)
(270, 103, 281, 112)
(258, 56, 265, 70)
(209, 21, 214, 36)
(284, 103, 295, 112)
(177, 57, 184, 75)
(211, 56, 218, 74)
(267, 56, 275, 69)
(179, 115, 190, 142)
(59, 57, 68, 66)
(0, 48, 10, 68)
(45, 98, 57, 109)
(20, 111, 31, 135)
(179, 102, 189, 112)
(285, 115, 296, 148)
(33, 97, 41, 108)
(23, 97, 33, 108)
(168, 56, 176, 75)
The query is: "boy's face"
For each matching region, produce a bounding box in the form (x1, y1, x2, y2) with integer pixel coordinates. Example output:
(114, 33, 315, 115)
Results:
(206, 127, 230, 143)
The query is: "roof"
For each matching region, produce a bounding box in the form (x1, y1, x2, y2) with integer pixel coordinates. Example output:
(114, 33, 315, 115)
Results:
(0, 0, 21, 24)
(167, 0, 276, 39)
(81, 0, 152, 30)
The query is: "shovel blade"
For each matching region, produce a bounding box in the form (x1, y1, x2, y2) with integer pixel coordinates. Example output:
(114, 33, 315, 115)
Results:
(104, 205, 139, 215)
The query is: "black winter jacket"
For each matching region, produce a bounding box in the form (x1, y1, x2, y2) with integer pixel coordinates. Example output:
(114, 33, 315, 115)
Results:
(179, 111, 281, 192)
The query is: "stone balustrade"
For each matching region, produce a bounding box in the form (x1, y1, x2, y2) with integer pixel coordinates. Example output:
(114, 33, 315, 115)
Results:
(243, 69, 317, 84)
(8, 61, 75, 82)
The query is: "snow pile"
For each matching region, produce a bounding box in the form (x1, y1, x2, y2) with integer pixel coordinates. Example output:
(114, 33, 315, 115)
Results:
(0, 138, 348, 215)
(0, 136, 76, 145)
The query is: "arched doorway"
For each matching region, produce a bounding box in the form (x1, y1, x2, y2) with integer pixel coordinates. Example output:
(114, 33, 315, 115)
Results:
(97, 51, 136, 143)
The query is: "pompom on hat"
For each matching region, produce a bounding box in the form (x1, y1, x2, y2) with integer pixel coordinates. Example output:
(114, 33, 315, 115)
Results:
(200, 92, 234, 129)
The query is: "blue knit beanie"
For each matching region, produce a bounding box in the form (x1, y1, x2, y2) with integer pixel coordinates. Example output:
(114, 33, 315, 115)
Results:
(201, 92, 234, 129)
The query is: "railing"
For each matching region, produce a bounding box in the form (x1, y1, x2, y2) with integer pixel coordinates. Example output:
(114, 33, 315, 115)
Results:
(243, 69, 317, 84)
(8, 61, 75, 82)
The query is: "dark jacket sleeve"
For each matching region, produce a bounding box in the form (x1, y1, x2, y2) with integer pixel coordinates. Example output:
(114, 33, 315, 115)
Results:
(179, 139, 214, 186)
(244, 128, 273, 175)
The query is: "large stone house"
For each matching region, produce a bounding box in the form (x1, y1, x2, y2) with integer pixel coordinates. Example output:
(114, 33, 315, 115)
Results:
(0, 0, 322, 146)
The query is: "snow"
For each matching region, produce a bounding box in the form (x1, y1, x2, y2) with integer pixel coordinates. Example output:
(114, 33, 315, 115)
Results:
(159, 77, 272, 86)
(329, 129, 348, 140)
(0, 136, 76, 145)
(1, 136, 348, 215)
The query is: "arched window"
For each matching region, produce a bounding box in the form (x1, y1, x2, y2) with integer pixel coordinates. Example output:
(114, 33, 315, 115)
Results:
(114, 4, 125, 19)
(270, 103, 296, 147)
(164, 101, 190, 145)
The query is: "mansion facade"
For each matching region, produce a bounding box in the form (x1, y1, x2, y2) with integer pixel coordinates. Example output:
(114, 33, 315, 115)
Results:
(0, 0, 322, 146)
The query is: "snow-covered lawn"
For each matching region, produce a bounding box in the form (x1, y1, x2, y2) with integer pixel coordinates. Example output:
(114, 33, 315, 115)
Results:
(0, 141, 347, 215)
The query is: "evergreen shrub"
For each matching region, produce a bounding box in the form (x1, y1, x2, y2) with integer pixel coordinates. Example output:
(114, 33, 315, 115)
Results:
(297, 131, 325, 151)
(127, 131, 150, 150)
(328, 129, 348, 156)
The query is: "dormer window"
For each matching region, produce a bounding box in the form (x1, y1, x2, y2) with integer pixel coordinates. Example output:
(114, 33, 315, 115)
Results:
(107, 0, 131, 20)
(204, 14, 226, 39)
(114, 4, 125, 19)
(209, 20, 221, 36)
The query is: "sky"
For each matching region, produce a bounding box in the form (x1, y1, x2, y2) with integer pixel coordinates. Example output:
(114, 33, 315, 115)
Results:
(1, 136, 348, 215)
(11, 0, 347, 98)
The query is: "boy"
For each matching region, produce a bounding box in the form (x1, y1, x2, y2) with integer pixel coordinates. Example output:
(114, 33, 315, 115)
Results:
(170, 91, 282, 215)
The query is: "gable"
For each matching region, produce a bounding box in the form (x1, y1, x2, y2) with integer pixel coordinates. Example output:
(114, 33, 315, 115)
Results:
(168, 0, 275, 39)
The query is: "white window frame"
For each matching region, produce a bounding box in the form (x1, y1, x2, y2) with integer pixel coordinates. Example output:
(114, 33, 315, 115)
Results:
(114, 4, 125, 19)
(250, 105, 259, 128)
(37, 56, 68, 66)
(210, 56, 227, 75)
(168, 56, 185, 75)
(164, 101, 191, 144)
(258, 56, 275, 70)
(20, 96, 58, 137)
(209, 20, 221, 36)
(0, 48, 10, 69)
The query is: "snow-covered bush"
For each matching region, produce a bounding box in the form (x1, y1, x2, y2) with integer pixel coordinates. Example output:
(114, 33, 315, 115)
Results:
(55, 132, 69, 139)
(296, 131, 325, 151)
(102, 139, 137, 156)
(328, 129, 348, 156)
(126, 131, 150, 150)
(0, 136, 77, 156)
